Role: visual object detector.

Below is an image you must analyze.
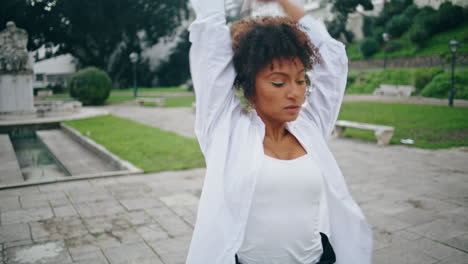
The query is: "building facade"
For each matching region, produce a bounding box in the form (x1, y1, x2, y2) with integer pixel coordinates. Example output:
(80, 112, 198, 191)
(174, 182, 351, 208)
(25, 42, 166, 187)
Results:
(33, 54, 76, 90)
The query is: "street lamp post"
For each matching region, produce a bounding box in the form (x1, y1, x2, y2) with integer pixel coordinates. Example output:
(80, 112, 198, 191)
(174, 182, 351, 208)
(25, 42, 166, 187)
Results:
(382, 32, 390, 69)
(448, 38, 459, 107)
(129, 52, 138, 98)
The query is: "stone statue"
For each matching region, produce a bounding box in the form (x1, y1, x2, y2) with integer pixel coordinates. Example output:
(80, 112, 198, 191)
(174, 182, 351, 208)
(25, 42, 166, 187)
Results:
(0, 21, 33, 73)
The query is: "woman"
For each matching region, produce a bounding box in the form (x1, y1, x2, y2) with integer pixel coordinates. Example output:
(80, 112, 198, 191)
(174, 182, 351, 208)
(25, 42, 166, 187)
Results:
(186, 0, 372, 263)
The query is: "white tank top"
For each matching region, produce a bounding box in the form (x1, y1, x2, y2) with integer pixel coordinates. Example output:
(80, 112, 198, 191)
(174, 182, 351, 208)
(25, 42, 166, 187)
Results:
(237, 153, 329, 264)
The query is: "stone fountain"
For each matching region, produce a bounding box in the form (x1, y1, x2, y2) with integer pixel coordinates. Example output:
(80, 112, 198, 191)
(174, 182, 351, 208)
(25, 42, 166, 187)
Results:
(0, 22, 138, 189)
(0, 21, 37, 120)
(0, 21, 81, 121)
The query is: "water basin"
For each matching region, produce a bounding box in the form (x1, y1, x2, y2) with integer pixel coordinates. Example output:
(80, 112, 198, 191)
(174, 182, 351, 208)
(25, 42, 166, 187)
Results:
(9, 132, 71, 181)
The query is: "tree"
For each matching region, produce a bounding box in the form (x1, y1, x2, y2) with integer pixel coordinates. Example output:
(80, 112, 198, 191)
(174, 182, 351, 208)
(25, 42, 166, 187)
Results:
(375, 0, 413, 27)
(1, 0, 189, 88)
(327, 0, 373, 43)
(155, 31, 191, 87)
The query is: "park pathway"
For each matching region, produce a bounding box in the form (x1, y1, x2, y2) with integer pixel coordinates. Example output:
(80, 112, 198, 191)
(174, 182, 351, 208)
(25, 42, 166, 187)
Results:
(0, 104, 466, 264)
(104, 103, 195, 138)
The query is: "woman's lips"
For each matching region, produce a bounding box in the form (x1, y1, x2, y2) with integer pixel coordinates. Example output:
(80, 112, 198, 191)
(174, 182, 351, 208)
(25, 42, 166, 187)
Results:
(285, 105, 300, 114)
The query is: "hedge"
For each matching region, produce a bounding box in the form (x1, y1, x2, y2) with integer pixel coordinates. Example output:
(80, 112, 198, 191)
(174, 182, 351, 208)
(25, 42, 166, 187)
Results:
(421, 72, 468, 99)
(69, 67, 112, 105)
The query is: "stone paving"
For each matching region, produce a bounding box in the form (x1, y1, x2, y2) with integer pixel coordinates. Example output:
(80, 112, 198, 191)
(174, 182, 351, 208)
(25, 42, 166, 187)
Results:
(0, 135, 22, 185)
(0, 104, 467, 264)
(0, 169, 203, 264)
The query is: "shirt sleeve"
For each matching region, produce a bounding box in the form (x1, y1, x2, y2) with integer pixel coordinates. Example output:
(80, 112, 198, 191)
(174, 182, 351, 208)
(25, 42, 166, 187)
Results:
(298, 15, 348, 141)
(188, 0, 239, 151)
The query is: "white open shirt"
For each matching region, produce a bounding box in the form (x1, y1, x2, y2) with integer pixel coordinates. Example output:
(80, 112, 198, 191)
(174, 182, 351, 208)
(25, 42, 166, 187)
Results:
(186, 0, 373, 263)
(237, 154, 327, 264)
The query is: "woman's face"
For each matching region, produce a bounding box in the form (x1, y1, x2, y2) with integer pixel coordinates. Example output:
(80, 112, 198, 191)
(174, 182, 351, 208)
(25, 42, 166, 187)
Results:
(252, 57, 307, 124)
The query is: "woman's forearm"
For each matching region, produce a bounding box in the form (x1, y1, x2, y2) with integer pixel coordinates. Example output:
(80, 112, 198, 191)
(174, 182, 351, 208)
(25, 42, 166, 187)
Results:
(277, 0, 306, 22)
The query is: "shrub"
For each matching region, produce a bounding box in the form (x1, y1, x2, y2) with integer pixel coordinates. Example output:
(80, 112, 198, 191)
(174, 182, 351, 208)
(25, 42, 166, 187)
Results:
(375, 0, 413, 27)
(346, 69, 414, 94)
(346, 74, 357, 90)
(372, 27, 385, 45)
(343, 30, 355, 44)
(408, 3, 463, 47)
(415, 6, 437, 20)
(362, 16, 377, 38)
(408, 22, 430, 46)
(421, 72, 468, 99)
(402, 4, 419, 18)
(360, 37, 380, 57)
(385, 40, 403, 53)
(413, 68, 444, 93)
(347, 75, 357, 85)
(47, 83, 65, 94)
(438, 2, 464, 30)
(412, 6, 440, 33)
(68, 67, 112, 105)
(385, 15, 411, 38)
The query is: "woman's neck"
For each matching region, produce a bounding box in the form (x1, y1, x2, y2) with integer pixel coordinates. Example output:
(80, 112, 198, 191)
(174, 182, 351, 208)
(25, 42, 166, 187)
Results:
(263, 120, 288, 143)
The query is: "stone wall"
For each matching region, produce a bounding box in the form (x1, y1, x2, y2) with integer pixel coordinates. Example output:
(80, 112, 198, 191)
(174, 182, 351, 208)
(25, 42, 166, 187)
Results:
(349, 54, 468, 69)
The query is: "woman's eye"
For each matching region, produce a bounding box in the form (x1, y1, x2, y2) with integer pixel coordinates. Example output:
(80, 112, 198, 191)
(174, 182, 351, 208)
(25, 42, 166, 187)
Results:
(296, 80, 306, 85)
(271, 82, 284, 87)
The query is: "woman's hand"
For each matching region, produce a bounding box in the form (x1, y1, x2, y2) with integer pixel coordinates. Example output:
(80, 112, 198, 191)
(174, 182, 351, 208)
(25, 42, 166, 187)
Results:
(256, 0, 306, 21)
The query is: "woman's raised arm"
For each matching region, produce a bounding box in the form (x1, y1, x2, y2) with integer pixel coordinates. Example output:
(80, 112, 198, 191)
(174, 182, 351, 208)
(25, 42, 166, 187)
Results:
(299, 14, 348, 141)
(189, 0, 238, 152)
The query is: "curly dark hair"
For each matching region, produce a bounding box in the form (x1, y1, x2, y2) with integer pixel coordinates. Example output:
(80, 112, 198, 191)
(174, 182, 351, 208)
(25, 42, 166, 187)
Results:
(230, 16, 321, 99)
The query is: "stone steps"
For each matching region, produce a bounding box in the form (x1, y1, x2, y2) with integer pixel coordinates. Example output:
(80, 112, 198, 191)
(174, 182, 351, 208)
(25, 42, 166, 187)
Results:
(36, 129, 119, 176)
(0, 134, 24, 184)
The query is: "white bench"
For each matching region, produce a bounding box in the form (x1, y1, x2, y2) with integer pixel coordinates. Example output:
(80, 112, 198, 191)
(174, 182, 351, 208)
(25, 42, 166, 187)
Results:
(333, 120, 395, 145)
(373, 84, 415, 97)
(37, 90, 53, 97)
(136, 97, 165, 107)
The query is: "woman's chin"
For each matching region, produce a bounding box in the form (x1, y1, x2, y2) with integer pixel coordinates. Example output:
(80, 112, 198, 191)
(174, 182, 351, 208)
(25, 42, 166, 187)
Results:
(281, 113, 301, 123)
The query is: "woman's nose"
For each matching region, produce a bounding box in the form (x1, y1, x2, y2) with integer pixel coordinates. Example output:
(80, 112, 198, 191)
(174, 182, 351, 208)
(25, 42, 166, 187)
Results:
(287, 82, 302, 99)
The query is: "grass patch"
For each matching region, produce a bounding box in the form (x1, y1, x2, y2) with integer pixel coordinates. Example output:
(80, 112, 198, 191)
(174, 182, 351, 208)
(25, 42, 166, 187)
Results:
(338, 102, 468, 149)
(164, 96, 195, 107)
(142, 102, 157, 107)
(346, 69, 415, 94)
(347, 22, 468, 60)
(106, 95, 138, 104)
(46, 94, 70, 99)
(346, 42, 363, 61)
(114, 87, 188, 93)
(47, 86, 194, 106)
(64, 115, 205, 172)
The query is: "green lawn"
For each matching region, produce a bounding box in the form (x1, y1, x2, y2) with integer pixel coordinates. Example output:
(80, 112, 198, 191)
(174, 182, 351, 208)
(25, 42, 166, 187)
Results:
(64, 115, 205, 172)
(347, 22, 468, 60)
(346, 69, 416, 94)
(48, 94, 161, 105)
(47, 90, 195, 107)
(106, 95, 138, 104)
(114, 87, 188, 93)
(338, 102, 468, 149)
